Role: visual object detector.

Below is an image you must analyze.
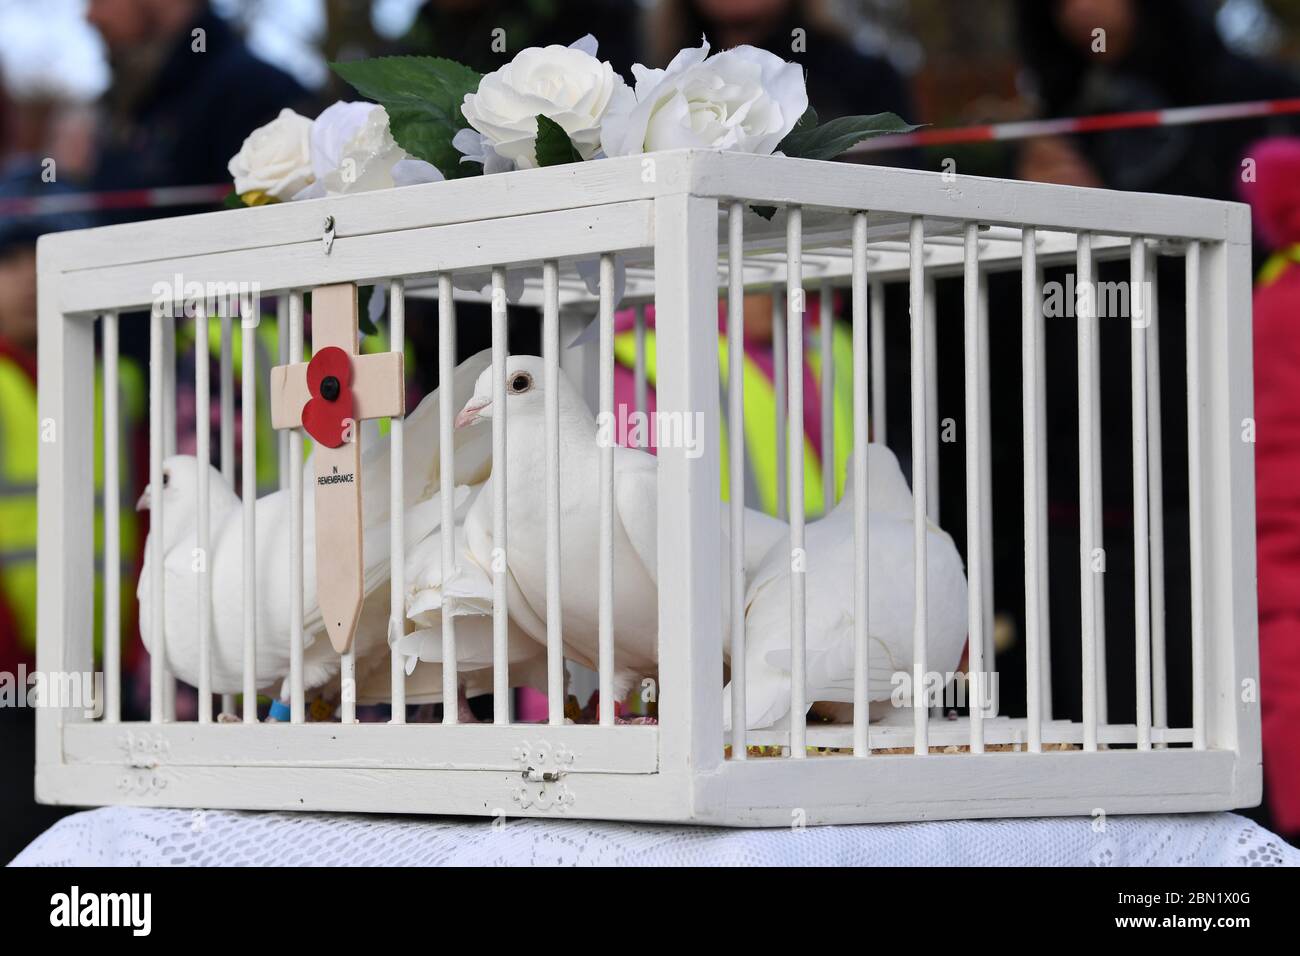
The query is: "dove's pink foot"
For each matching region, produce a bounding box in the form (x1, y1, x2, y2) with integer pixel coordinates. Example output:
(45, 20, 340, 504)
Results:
(616, 715, 658, 725)
(456, 686, 479, 724)
(217, 712, 240, 724)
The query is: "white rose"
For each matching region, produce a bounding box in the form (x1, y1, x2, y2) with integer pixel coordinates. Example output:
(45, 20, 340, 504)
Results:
(460, 35, 633, 170)
(227, 108, 315, 200)
(601, 41, 808, 157)
(303, 101, 428, 198)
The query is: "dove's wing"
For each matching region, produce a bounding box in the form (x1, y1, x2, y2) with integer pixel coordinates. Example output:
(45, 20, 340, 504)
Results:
(612, 445, 660, 587)
(741, 507, 789, 580)
(403, 349, 494, 501)
(758, 512, 968, 703)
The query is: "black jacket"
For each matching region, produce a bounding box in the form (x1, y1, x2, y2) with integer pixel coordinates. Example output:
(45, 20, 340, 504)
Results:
(91, 8, 310, 222)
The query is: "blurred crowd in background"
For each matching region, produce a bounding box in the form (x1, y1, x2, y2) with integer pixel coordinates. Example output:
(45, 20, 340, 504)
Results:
(4, 0, 1300, 858)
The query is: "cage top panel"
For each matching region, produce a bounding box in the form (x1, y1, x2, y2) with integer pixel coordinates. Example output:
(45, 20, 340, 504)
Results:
(40, 150, 1244, 315)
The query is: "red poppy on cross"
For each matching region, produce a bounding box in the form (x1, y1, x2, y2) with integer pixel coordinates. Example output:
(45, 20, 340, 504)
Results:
(269, 283, 404, 653)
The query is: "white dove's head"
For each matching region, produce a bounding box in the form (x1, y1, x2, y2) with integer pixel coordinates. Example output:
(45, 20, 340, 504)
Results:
(455, 355, 576, 429)
(136, 455, 237, 552)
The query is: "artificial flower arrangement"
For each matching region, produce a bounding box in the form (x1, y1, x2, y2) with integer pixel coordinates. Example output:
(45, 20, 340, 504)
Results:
(227, 35, 916, 326)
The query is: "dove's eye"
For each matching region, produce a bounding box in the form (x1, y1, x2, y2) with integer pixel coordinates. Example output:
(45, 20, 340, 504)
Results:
(162, 472, 170, 488)
(509, 372, 533, 394)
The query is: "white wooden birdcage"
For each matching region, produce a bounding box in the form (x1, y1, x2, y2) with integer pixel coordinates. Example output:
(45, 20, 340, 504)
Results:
(35, 150, 1260, 825)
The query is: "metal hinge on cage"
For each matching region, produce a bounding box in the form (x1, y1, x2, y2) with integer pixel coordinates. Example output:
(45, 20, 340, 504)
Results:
(511, 741, 577, 811)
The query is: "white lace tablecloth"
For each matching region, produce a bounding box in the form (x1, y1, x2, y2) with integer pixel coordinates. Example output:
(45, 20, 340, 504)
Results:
(9, 807, 1297, 866)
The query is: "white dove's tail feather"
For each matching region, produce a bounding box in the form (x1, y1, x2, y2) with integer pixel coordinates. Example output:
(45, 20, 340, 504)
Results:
(763, 631, 907, 701)
(722, 670, 803, 732)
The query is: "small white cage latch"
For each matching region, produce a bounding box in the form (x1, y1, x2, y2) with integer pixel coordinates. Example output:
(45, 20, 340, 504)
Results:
(521, 767, 563, 783)
(511, 741, 577, 811)
(321, 215, 336, 255)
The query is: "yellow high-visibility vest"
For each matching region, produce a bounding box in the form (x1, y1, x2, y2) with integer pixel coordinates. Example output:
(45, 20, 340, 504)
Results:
(612, 320, 856, 518)
(0, 353, 143, 657)
(1259, 243, 1300, 287)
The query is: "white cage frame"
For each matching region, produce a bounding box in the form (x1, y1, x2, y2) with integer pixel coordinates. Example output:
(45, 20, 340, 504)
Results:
(36, 150, 1260, 825)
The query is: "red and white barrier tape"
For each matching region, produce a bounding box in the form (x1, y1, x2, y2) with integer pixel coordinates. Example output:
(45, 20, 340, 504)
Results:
(0, 184, 228, 218)
(850, 96, 1300, 152)
(2, 98, 1298, 216)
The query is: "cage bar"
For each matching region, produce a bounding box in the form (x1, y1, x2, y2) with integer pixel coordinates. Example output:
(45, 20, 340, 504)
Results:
(787, 206, 807, 757)
(963, 224, 985, 752)
(544, 260, 564, 725)
(239, 295, 258, 722)
(1022, 228, 1043, 753)
(195, 302, 212, 723)
(908, 216, 929, 754)
(288, 290, 305, 723)
(977, 268, 996, 718)
(148, 308, 165, 723)
(1077, 232, 1099, 751)
(1131, 239, 1153, 751)
(851, 212, 870, 757)
(728, 204, 747, 756)
(1034, 263, 1053, 719)
(491, 267, 509, 724)
(1185, 241, 1206, 751)
(277, 293, 290, 489)
(598, 253, 617, 726)
(102, 311, 121, 724)
(1145, 248, 1168, 737)
(438, 274, 458, 723)
(389, 279, 407, 721)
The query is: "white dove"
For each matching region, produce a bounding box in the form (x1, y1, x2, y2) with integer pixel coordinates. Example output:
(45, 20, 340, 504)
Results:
(136, 350, 496, 707)
(452, 355, 790, 707)
(387, 484, 549, 719)
(136, 455, 451, 699)
(724, 443, 969, 731)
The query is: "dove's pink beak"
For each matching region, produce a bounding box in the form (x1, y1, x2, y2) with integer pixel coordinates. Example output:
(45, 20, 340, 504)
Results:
(455, 398, 490, 429)
(135, 488, 151, 512)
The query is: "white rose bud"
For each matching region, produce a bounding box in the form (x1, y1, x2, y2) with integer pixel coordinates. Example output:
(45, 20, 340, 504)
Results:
(601, 41, 808, 157)
(461, 39, 633, 170)
(227, 108, 315, 200)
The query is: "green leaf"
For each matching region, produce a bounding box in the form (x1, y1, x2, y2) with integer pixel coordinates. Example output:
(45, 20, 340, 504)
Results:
(534, 115, 581, 167)
(789, 105, 819, 136)
(778, 112, 922, 161)
(331, 56, 482, 179)
(222, 190, 244, 210)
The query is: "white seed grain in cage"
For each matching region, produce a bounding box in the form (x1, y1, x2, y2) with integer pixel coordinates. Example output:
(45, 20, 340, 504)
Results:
(35, 149, 1260, 826)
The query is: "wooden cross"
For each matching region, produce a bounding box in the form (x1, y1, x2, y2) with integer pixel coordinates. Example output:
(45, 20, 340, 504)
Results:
(269, 282, 404, 654)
